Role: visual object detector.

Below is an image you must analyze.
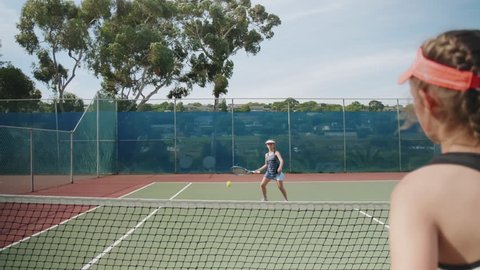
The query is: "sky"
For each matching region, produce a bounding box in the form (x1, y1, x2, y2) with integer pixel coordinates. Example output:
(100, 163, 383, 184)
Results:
(0, 0, 479, 103)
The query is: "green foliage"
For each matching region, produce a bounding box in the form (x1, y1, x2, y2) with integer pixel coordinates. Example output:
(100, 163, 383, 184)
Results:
(0, 65, 41, 112)
(270, 98, 299, 112)
(117, 99, 138, 112)
(347, 146, 381, 170)
(14, 0, 280, 110)
(295, 101, 318, 112)
(136, 101, 187, 112)
(368, 100, 385, 112)
(79, 0, 112, 23)
(33, 49, 64, 83)
(177, 102, 185, 112)
(32, 93, 85, 112)
(235, 104, 251, 112)
(0, 65, 39, 99)
(133, 99, 389, 113)
(179, 0, 281, 101)
(218, 99, 228, 112)
(15, 0, 99, 111)
(60, 93, 85, 112)
(345, 101, 367, 112)
(157, 101, 175, 112)
(89, 0, 191, 110)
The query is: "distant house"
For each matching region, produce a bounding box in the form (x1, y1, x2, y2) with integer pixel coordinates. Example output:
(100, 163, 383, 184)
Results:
(324, 131, 357, 137)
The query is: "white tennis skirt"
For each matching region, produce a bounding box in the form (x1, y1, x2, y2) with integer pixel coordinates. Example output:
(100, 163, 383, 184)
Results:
(274, 172, 285, 181)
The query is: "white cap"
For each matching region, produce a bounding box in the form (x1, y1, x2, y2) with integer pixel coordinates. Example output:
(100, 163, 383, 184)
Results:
(265, 139, 276, 144)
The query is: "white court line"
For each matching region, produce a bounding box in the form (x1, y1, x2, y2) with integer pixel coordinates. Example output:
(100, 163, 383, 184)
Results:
(0, 205, 100, 252)
(354, 208, 390, 229)
(169, 182, 192, 200)
(120, 182, 157, 198)
(0, 182, 158, 252)
(81, 182, 192, 269)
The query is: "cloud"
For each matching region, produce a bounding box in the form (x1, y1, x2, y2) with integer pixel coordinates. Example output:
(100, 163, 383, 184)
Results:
(282, 2, 347, 23)
(250, 0, 352, 24)
(308, 49, 412, 84)
(225, 49, 414, 100)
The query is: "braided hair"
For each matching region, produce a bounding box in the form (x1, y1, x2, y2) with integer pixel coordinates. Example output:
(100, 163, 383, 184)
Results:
(410, 30, 480, 140)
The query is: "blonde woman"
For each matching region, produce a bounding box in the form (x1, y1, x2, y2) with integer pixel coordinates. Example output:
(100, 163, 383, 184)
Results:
(390, 30, 480, 270)
(255, 139, 288, 201)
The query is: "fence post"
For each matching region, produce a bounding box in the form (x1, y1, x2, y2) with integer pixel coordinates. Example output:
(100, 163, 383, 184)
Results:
(70, 131, 74, 184)
(231, 98, 235, 167)
(342, 99, 347, 172)
(55, 98, 60, 172)
(174, 98, 177, 173)
(30, 128, 34, 192)
(96, 97, 100, 178)
(396, 99, 402, 171)
(287, 102, 292, 173)
(115, 99, 119, 174)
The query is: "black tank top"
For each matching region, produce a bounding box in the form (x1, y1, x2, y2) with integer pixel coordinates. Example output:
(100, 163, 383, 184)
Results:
(429, 152, 480, 171)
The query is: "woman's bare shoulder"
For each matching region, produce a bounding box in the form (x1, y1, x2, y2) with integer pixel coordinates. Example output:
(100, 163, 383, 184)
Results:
(393, 163, 479, 205)
(392, 165, 453, 204)
(396, 166, 438, 188)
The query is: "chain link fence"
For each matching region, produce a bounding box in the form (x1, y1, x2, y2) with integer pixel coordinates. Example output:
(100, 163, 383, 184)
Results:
(0, 97, 438, 192)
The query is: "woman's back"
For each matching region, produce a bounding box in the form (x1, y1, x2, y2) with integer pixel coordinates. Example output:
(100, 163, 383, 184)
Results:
(429, 158, 480, 267)
(390, 29, 480, 270)
(391, 153, 480, 269)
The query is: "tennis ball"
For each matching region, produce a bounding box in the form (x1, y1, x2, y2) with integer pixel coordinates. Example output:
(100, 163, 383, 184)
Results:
(226, 181, 232, 187)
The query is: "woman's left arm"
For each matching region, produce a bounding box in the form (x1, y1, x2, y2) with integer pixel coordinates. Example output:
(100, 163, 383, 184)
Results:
(389, 173, 439, 270)
(275, 151, 284, 173)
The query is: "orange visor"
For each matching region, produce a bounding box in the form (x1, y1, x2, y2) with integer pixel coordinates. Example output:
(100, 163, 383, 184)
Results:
(398, 48, 480, 91)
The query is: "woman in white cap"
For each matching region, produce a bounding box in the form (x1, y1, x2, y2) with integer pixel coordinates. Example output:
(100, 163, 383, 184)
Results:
(390, 30, 480, 270)
(254, 139, 288, 201)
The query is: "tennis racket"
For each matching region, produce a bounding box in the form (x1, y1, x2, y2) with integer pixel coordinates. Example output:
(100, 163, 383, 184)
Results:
(231, 166, 255, 176)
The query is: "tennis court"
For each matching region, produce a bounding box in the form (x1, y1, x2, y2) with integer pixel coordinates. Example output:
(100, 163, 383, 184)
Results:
(121, 179, 396, 201)
(0, 175, 397, 269)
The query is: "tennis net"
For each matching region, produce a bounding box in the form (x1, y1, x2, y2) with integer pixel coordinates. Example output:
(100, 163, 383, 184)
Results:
(0, 195, 390, 269)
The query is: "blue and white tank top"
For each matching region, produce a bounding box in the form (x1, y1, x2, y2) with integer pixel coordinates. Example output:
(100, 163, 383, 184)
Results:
(265, 151, 279, 179)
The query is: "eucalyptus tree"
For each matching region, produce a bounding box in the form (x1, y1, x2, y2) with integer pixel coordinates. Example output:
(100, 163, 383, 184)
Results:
(88, 0, 192, 110)
(15, 0, 109, 111)
(178, 0, 281, 110)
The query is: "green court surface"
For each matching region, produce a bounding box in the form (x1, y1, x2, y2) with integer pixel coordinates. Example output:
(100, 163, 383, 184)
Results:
(0, 180, 396, 269)
(124, 180, 397, 201)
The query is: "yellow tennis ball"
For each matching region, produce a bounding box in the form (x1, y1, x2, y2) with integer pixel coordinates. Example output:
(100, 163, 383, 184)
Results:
(226, 181, 232, 187)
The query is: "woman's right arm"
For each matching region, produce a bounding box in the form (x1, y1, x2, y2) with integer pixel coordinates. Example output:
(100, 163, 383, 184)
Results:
(255, 155, 267, 173)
